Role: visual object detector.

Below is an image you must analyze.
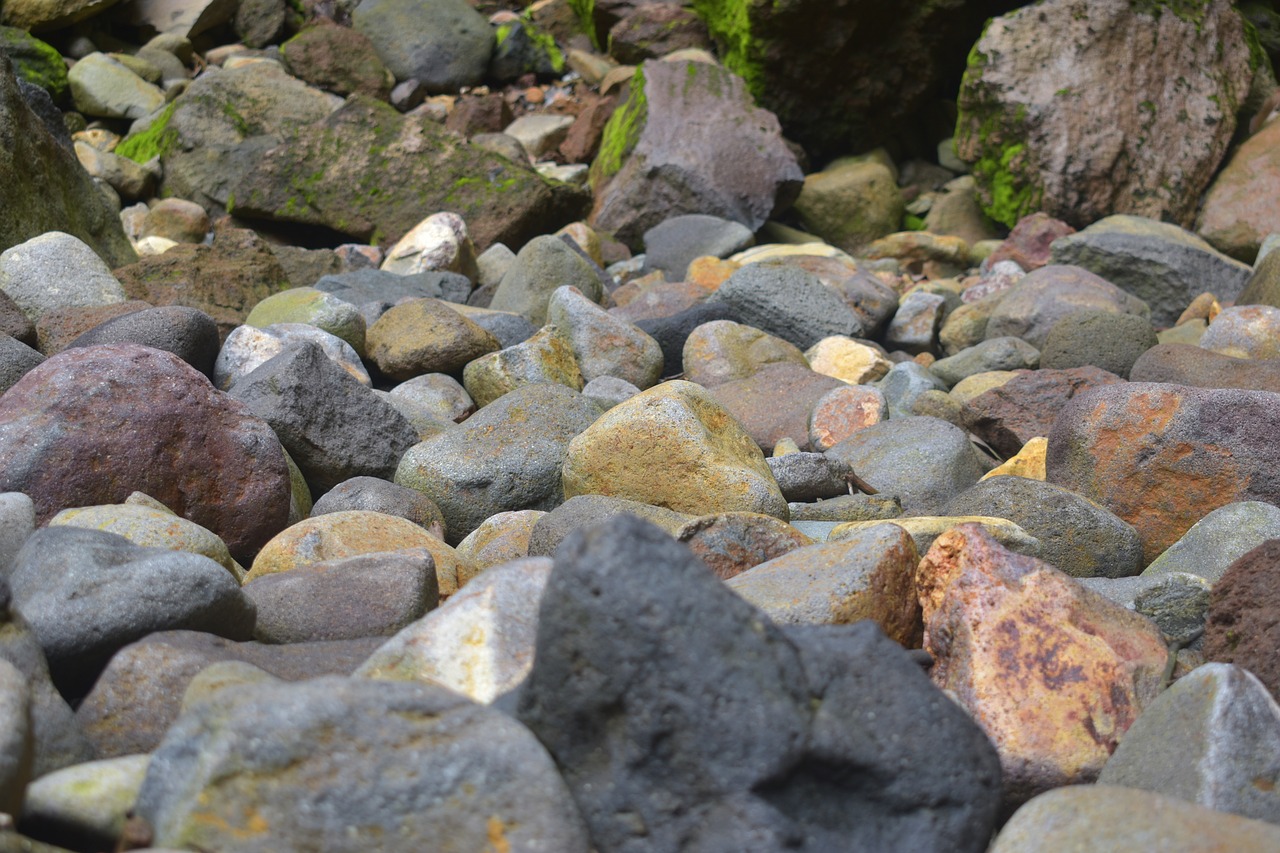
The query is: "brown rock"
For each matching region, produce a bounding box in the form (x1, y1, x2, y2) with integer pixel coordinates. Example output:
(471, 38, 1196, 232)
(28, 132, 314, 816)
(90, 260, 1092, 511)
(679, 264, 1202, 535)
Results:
(281, 21, 394, 100)
(444, 92, 514, 137)
(1203, 539, 1280, 701)
(917, 523, 1168, 805)
(706, 362, 845, 452)
(607, 279, 711, 323)
(0, 289, 35, 346)
(34, 300, 151, 355)
(74, 630, 383, 757)
(962, 365, 1126, 457)
(808, 384, 888, 452)
(987, 212, 1076, 272)
(727, 522, 920, 646)
(559, 92, 617, 164)
(0, 344, 290, 563)
(1196, 116, 1280, 262)
(675, 512, 812, 580)
(1130, 342, 1280, 393)
(606, 5, 710, 65)
(1047, 382, 1280, 563)
(366, 298, 500, 381)
(984, 264, 1150, 349)
(681, 319, 807, 388)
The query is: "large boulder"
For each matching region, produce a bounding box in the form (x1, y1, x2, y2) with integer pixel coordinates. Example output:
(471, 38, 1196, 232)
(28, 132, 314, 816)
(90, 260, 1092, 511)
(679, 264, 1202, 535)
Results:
(1197, 116, 1280, 261)
(0, 53, 135, 267)
(352, 0, 492, 93)
(588, 59, 802, 248)
(955, 0, 1255, 228)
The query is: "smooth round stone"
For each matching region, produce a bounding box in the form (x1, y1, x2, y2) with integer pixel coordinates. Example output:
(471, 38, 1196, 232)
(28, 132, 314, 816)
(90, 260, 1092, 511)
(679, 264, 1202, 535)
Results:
(21, 754, 150, 848)
(387, 373, 475, 424)
(676, 512, 813, 580)
(380, 211, 476, 279)
(489, 234, 606, 326)
(808, 384, 888, 452)
(1199, 304, 1280, 359)
(707, 362, 845, 452)
(454, 510, 545, 572)
(244, 287, 367, 355)
(462, 325, 584, 407)
(1038, 309, 1158, 379)
(375, 390, 451, 442)
(804, 335, 892, 384)
(67, 52, 165, 120)
(215, 323, 370, 390)
(142, 198, 210, 244)
(985, 264, 1150, 348)
(68, 305, 220, 379)
(681, 319, 808, 387)
(581, 375, 641, 409)
(0, 491, 34, 574)
(1131, 342, 1280, 392)
(310, 476, 447, 541)
(547, 285, 663, 389)
(526, 495, 692, 558)
(1143, 501, 1280, 584)
(561, 380, 788, 518)
(356, 557, 552, 703)
(930, 337, 1041, 386)
(0, 231, 127, 323)
(366, 298, 500, 381)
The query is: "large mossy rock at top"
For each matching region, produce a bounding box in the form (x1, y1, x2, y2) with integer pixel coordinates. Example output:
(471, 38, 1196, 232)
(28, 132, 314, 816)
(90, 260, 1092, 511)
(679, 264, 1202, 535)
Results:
(0, 53, 136, 268)
(230, 95, 590, 250)
(690, 0, 1023, 161)
(955, 0, 1256, 229)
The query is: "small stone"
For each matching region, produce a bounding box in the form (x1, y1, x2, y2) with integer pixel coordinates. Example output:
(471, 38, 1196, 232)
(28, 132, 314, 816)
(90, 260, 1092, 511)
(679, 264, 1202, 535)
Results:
(884, 290, 947, 355)
(547, 285, 663, 389)
(804, 335, 892, 385)
(807, 384, 887, 452)
(244, 287, 367, 356)
(1200, 304, 1280, 360)
(20, 754, 150, 848)
(676, 511, 813, 580)
(462, 325, 584, 407)
(388, 373, 475, 424)
(979, 436, 1048, 481)
(930, 337, 1040, 386)
(681, 319, 807, 388)
(766, 452, 855, 503)
(366, 298, 500, 381)
(310, 476, 446, 540)
(454, 510, 544, 572)
(215, 323, 371, 390)
(379, 211, 477, 280)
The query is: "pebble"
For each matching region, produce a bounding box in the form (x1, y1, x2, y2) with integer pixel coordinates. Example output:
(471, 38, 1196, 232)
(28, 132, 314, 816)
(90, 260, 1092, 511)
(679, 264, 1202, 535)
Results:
(462, 324, 585, 406)
(804, 335, 892, 384)
(681, 318, 808, 388)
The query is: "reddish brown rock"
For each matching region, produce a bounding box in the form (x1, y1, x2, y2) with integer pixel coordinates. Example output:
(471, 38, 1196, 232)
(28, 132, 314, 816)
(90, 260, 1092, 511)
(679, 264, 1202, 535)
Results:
(559, 93, 617, 164)
(1204, 539, 1280, 701)
(962, 365, 1126, 458)
(917, 524, 1167, 805)
(34, 300, 151, 354)
(1130, 343, 1280, 393)
(808, 384, 888, 452)
(706, 362, 845, 452)
(1196, 117, 1280, 262)
(0, 344, 291, 562)
(675, 512, 812, 580)
(1047, 382, 1280, 564)
(987, 213, 1076, 271)
(444, 92, 514, 137)
(607, 279, 712, 323)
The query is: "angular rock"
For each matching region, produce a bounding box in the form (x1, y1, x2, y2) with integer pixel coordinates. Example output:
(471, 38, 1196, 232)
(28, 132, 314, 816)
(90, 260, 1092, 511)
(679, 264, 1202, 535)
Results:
(807, 384, 888, 453)
(956, 0, 1254, 229)
(215, 322, 369, 390)
(396, 383, 600, 544)
(1204, 539, 1280, 701)
(561, 380, 788, 518)
(489, 234, 605, 327)
(1050, 215, 1254, 326)
(988, 213, 1075, 271)
(366, 297, 499, 381)
(589, 59, 802, 247)
(0, 335, 43, 394)
(548, 285, 663, 389)
(1079, 571, 1211, 646)
(877, 361, 949, 419)
(1047, 383, 1280, 563)
(805, 335, 891, 385)
(1144, 501, 1280, 584)
(883, 290, 946, 355)
(984, 264, 1150, 349)
(676, 511, 813, 581)
(916, 524, 1168, 804)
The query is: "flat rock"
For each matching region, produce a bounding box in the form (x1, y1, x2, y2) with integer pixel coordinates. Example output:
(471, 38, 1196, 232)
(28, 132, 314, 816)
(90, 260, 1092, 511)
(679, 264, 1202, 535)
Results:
(1130, 342, 1280, 392)
(805, 336, 891, 385)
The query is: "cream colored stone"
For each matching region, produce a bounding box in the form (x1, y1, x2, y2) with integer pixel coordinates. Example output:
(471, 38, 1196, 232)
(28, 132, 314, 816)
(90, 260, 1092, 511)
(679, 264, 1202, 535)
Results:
(981, 437, 1048, 481)
(830, 515, 1038, 558)
(804, 336, 891, 385)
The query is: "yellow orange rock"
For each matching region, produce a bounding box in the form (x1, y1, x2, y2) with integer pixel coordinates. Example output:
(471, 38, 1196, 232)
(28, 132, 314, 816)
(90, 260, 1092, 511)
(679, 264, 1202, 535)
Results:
(455, 510, 545, 573)
(980, 437, 1048, 481)
(832, 515, 1038, 558)
(804, 336, 891, 385)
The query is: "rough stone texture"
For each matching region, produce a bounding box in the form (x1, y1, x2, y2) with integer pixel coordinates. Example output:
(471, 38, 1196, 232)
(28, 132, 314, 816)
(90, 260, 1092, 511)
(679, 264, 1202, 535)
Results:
(956, 0, 1254, 229)
(1204, 539, 1280, 702)
(0, 344, 289, 563)
(455, 510, 543, 570)
(0, 656, 30, 818)
(642, 213, 754, 282)
(883, 290, 946, 355)
(396, 383, 600, 545)
(357, 557, 550, 703)
(230, 343, 419, 494)
(245, 550, 437, 644)
(0, 334, 43, 394)
(989, 786, 1280, 852)
(75, 631, 382, 758)
(766, 452, 854, 503)
(961, 365, 1127, 458)
(984, 264, 1150, 349)
(726, 523, 920, 646)
(1046, 383, 1280, 564)
(548, 285, 663, 389)
(1200, 304, 1280, 360)
(634, 301, 737, 376)
(1132, 342, 1280, 394)
(281, 21, 394, 100)
(1038, 309, 1158, 379)
(1197, 115, 1280, 262)
(588, 59, 802, 248)
(930, 337, 1040, 387)
(988, 212, 1076, 271)
(9, 527, 254, 693)
(0, 54, 136, 268)
(681, 319, 807, 388)
(526, 495, 690, 558)
(711, 263, 864, 349)
(215, 323, 370, 390)
(832, 516, 1038, 560)
(1050, 215, 1254, 327)
(517, 515, 1002, 852)
(1143, 501, 1280, 585)
(942, 476, 1143, 579)
(561, 380, 788, 519)
(808, 384, 887, 452)
(462, 325, 584, 407)
(805, 336, 891, 385)
(791, 158, 903, 255)
(707, 363, 845, 453)
(310, 476, 445, 539)
(134, 676, 590, 852)
(825, 416, 987, 515)
(0, 231, 127, 324)
(366, 297, 500, 381)
(1080, 572, 1211, 646)
(916, 524, 1168, 805)
(68, 305, 220, 378)
(67, 52, 165, 121)
(489, 235, 606, 326)
(676, 511, 813, 581)
(244, 286, 367, 354)
(1097, 663, 1280, 824)
(352, 0, 492, 93)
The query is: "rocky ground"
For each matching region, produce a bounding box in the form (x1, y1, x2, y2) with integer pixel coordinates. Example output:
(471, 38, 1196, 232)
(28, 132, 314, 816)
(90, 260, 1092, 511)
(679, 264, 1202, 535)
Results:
(3, 0, 1280, 850)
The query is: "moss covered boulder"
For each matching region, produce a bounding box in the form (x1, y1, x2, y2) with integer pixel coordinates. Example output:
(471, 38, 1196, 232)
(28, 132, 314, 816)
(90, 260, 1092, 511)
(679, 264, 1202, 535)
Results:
(956, 0, 1256, 229)
(0, 26, 66, 102)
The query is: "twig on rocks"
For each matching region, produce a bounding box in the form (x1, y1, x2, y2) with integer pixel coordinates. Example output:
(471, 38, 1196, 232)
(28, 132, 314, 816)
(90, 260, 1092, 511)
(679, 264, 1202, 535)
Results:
(844, 471, 879, 495)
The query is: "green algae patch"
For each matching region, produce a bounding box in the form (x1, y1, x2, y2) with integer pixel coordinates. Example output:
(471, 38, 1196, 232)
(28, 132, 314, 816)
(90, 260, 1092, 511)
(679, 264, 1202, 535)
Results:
(569, 0, 601, 49)
(691, 0, 765, 99)
(116, 102, 179, 164)
(1, 26, 68, 102)
(589, 66, 648, 188)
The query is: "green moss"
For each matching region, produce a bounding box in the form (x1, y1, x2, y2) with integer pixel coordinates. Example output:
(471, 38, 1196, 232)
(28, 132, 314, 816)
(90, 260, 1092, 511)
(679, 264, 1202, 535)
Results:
(527, 25, 565, 74)
(221, 101, 252, 137)
(692, 0, 765, 98)
(569, 0, 600, 49)
(974, 142, 1041, 228)
(1, 27, 68, 101)
(590, 66, 648, 187)
(904, 213, 927, 231)
(115, 102, 179, 164)
(1128, 0, 1212, 28)
(1242, 15, 1270, 76)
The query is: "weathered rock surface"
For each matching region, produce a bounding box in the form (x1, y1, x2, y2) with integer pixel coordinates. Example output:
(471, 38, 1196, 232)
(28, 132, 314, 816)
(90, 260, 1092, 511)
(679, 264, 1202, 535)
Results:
(1204, 539, 1280, 702)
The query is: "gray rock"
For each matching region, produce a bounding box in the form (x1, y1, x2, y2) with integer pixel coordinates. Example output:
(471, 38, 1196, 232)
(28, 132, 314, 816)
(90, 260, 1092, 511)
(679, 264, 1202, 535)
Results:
(1099, 663, 1280, 824)
(0, 231, 127, 323)
(68, 305, 220, 379)
(634, 301, 739, 377)
(1039, 309, 1158, 379)
(0, 493, 32, 575)
(136, 676, 590, 852)
(8, 528, 254, 693)
(315, 267, 474, 326)
(548, 285, 664, 389)
(516, 515, 1001, 852)
(985, 264, 1150, 349)
(310, 476, 446, 539)
(244, 550, 438, 644)
(67, 52, 166, 121)
(787, 493, 904, 523)
(0, 334, 42, 394)
(387, 373, 474, 424)
(825, 416, 987, 515)
(229, 343, 419, 493)
(215, 322, 370, 391)
(1051, 215, 1252, 327)
(525, 494, 691, 557)
(352, 0, 493, 93)
(767, 453, 854, 503)
(581, 375, 640, 409)
(489, 235, 606, 326)
(1143, 501, 1280, 584)
(942, 476, 1144, 579)
(876, 361, 948, 420)
(451, 303, 537, 348)
(712, 263, 864, 350)
(883, 290, 946, 355)
(1079, 572, 1211, 645)
(20, 753, 150, 850)
(930, 337, 1040, 387)
(0, 656, 30, 817)
(395, 383, 600, 544)
(642, 214, 755, 281)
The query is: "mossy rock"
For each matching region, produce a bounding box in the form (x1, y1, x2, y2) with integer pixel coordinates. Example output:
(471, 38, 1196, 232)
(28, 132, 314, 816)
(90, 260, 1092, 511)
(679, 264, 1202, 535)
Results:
(0, 25, 67, 102)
